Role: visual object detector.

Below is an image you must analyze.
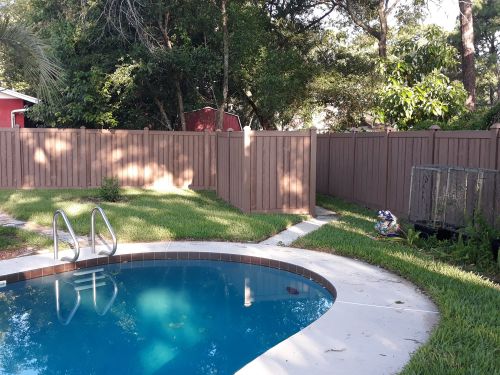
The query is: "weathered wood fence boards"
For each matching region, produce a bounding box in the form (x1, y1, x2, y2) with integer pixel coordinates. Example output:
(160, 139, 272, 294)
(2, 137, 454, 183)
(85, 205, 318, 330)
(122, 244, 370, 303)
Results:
(0, 128, 217, 190)
(0, 127, 314, 215)
(217, 130, 316, 215)
(317, 127, 500, 217)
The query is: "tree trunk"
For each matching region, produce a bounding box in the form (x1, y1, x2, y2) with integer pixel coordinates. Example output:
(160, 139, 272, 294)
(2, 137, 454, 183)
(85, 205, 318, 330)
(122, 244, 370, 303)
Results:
(153, 96, 172, 130)
(377, 0, 388, 58)
(216, 0, 229, 130)
(459, 0, 476, 111)
(159, 13, 187, 130)
(175, 80, 186, 131)
(242, 91, 274, 130)
(491, 37, 500, 103)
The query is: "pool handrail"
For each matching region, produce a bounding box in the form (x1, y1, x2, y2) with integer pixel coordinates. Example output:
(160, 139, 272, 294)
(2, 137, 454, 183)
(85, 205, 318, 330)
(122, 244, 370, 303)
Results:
(53, 209, 80, 263)
(91, 206, 117, 256)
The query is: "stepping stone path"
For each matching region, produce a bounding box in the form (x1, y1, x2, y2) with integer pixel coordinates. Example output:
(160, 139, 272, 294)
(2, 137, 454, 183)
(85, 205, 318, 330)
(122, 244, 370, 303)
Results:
(259, 206, 338, 246)
(0, 211, 91, 248)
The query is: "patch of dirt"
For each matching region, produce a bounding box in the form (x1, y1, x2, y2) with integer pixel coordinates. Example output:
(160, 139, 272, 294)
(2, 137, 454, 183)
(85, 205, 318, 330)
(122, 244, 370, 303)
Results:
(0, 247, 37, 260)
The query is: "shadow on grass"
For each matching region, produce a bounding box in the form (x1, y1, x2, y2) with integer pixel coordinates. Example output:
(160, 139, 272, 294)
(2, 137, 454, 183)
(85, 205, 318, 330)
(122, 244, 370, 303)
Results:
(0, 189, 302, 243)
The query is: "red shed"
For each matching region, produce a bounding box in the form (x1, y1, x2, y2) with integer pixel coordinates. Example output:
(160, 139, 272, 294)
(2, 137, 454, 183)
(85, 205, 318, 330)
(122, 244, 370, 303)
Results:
(0, 87, 39, 128)
(184, 107, 242, 132)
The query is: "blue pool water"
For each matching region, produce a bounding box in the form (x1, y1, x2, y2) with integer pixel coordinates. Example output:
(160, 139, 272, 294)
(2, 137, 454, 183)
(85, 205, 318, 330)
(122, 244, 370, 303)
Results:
(0, 260, 334, 375)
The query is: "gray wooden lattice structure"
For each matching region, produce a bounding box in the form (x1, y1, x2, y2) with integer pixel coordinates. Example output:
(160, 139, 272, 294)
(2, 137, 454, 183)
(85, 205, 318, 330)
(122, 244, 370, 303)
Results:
(408, 165, 500, 230)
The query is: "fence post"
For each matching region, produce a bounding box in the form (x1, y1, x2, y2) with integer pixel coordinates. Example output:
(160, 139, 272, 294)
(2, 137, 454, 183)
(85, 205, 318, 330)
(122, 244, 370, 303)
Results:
(381, 129, 391, 208)
(326, 134, 332, 195)
(227, 128, 232, 204)
(309, 127, 317, 216)
(215, 129, 222, 194)
(242, 126, 252, 212)
(143, 127, 150, 186)
(428, 125, 441, 164)
(13, 125, 22, 188)
(79, 126, 87, 187)
(489, 123, 500, 170)
(349, 129, 357, 201)
(204, 130, 210, 188)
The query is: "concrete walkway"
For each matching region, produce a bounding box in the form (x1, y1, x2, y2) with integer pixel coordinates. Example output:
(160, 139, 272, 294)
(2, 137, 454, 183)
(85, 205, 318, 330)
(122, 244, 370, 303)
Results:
(260, 206, 337, 246)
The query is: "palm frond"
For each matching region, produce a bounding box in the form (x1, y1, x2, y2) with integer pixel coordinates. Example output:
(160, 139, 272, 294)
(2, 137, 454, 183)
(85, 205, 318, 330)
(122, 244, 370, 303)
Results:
(0, 17, 63, 104)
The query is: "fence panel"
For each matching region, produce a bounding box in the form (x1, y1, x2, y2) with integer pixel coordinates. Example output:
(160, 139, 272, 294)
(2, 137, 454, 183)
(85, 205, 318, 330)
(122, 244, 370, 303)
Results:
(386, 131, 433, 215)
(217, 129, 316, 215)
(316, 127, 500, 218)
(352, 133, 387, 209)
(0, 128, 217, 190)
(433, 131, 492, 168)
(0, 129, 16, 188)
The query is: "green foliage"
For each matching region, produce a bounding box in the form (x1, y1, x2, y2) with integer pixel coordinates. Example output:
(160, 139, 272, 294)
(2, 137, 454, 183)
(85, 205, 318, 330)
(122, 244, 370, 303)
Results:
(310, 31, 380, 130)
(229, 3, 318, 129)
(12, 0, 321, 130)
(473, 0, 500, 106)
(376, 26, 467, 129)
(452, 215, 499, 267)
(405, 227, 421, 247)
(449, 101, 500, 129)
(99, 177, 121, 202)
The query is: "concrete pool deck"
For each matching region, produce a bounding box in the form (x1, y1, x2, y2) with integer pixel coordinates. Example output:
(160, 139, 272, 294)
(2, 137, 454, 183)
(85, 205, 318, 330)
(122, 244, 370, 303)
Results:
(0, 240, 439, 375)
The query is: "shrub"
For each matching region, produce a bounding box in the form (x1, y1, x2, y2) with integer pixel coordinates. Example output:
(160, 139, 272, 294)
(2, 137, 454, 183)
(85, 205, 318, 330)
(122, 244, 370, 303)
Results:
(99, 177, 121, 202)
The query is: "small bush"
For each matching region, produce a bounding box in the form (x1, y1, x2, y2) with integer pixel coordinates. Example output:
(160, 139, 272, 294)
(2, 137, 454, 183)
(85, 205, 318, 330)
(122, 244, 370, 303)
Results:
(99, 177, 121, 202)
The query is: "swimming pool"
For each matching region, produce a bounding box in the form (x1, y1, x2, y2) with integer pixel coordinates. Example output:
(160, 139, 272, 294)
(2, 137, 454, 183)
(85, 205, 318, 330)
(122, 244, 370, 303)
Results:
(0, 259, 334, 375)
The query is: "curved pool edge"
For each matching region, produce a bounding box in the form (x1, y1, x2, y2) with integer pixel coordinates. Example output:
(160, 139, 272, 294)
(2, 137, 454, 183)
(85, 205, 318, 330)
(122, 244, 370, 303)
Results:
(0, 241, 439, 375)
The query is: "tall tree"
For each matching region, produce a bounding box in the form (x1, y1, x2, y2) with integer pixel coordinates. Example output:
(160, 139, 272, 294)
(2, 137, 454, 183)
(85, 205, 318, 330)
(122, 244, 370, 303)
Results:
(459, 0, 477, 110)
(330, 0, 424, 58)
(473, 0, 499, 105)
(216, 0, 229, 130)
(102, 0, 209, 130)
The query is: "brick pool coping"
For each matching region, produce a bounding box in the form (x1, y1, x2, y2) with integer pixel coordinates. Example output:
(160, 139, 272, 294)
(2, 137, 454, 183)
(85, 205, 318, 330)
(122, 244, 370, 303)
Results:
(0, 250, 337, 298)
(0, 241, 439, 375)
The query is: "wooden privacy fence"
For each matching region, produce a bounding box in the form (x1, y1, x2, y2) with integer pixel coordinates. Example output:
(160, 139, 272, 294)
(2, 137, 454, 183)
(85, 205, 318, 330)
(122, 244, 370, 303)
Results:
(217, 128, 316, 215)
(0, 126, 316, 215)
(0, 127, 217, 190)
(317, 125, 500, 217)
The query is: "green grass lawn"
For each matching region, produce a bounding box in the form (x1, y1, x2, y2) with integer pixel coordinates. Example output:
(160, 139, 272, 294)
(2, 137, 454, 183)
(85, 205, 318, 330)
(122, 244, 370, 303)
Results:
(0, 227, 52, 257)
(0, 189, 302, 244)
(293, 195, 500, 375)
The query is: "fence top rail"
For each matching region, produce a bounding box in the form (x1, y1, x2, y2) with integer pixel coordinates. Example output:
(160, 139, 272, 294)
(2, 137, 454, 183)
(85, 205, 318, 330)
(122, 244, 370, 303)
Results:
(217, 132, 244, 138)
(388, 130, 432, 138)
(19, 128, 81, 133)
(11, 128, 221, 136)
(146, 130, 216, 136)
(249, 130, 311, 137)
(435, 130, 493, 139)
(318, 133, 353, 138)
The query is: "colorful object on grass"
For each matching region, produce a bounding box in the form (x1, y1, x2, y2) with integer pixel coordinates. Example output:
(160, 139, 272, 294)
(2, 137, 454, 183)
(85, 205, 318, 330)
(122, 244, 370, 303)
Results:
(375, 210, 400, 237)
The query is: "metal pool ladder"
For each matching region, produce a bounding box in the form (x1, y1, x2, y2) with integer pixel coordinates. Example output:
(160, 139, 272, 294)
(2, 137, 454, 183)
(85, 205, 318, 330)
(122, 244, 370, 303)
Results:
(91, 206, 117, 256)
(53, 210, 80, 263)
